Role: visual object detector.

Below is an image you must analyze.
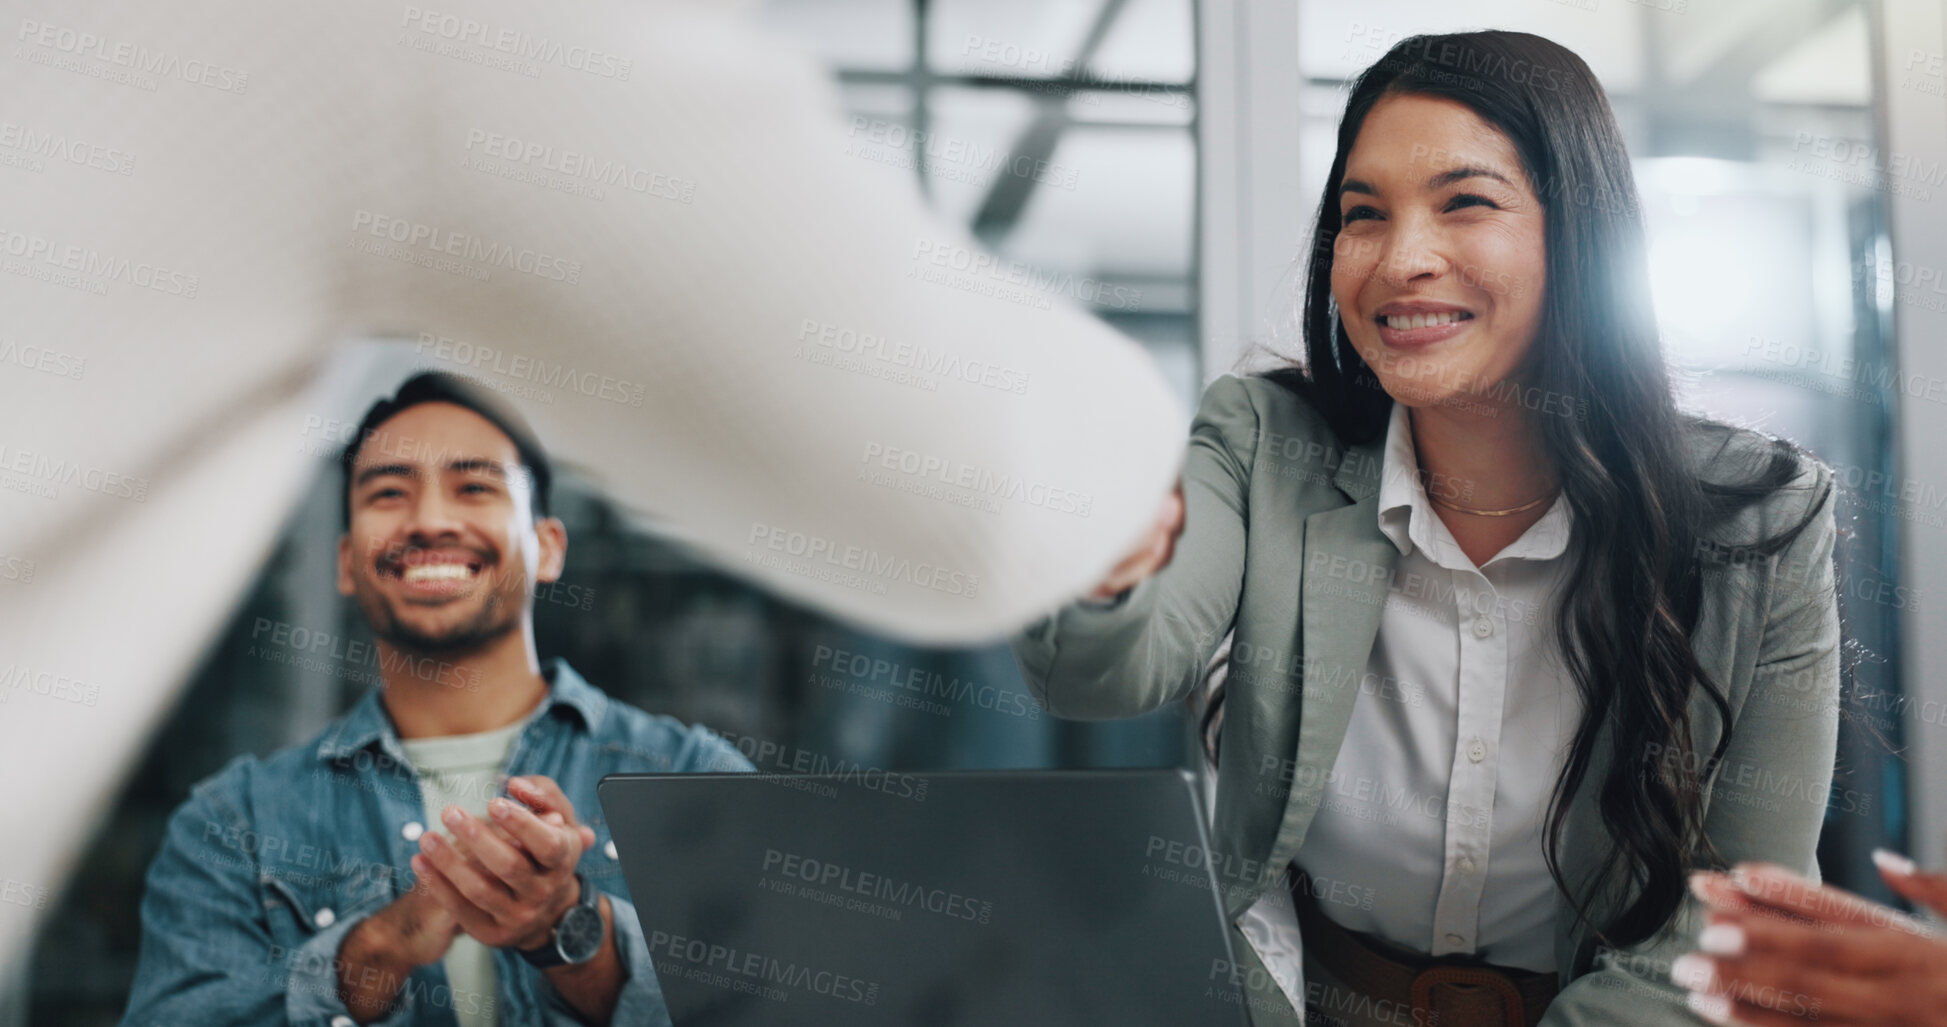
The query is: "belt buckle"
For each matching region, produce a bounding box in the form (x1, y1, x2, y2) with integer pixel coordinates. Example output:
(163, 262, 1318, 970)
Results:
(1409, 964, 1525, 1027)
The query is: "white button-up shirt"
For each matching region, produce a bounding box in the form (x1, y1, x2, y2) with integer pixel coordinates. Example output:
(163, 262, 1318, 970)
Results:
(1290, 401, 1581, 973)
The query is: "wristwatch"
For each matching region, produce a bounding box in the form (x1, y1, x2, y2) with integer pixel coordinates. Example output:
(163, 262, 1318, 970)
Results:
(518, 872, 604, 968)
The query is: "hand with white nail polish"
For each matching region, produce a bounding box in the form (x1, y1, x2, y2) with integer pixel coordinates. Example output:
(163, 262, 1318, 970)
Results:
(1679, 849, 1947, 1025)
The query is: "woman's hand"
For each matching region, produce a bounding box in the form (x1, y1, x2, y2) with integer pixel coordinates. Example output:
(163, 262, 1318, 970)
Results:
(1088, 482, 1185, 601)
(1679, 851, 1947, 1026)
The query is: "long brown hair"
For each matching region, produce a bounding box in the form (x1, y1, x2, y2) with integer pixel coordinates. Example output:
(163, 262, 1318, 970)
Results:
(1281, 30, 1831, 947)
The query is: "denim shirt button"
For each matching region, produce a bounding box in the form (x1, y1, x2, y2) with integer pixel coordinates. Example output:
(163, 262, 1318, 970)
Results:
(314, 907, 336, 929)
(604, 839, 618, 860)
(331, 1018, 355, 1027)
(402, 821, 424, 842)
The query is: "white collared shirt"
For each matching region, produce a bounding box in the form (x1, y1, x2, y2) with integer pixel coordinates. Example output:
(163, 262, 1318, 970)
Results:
(1288, 401, 1581, 973)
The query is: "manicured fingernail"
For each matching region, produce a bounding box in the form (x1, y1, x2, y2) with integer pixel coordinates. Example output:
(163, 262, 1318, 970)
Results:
(490, 798, 511, 819)
(1670, 954, 1715, 991)
(1685, 991, 1732, 1024)
(1873, 848, 1918, 878)
(443, 807, 463, 826)
(1688, 872, 1718, 904)
(1698, 923, 1745, 957)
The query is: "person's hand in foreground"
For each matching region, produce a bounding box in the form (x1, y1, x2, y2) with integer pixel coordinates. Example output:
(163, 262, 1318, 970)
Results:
(1680, 848, 1947, 1025)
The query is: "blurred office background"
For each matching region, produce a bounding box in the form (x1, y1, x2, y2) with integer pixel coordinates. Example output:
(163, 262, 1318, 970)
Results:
(11, 0, 1946, 1021)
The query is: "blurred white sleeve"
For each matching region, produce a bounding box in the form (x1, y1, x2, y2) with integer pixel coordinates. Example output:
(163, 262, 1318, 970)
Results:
(0, 0, 1181, 970)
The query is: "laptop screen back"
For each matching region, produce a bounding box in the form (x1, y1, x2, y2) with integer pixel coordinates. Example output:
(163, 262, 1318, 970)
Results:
(598, 768, 1252, 1026)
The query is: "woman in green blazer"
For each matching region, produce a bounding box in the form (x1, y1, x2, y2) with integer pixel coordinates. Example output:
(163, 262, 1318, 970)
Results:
(1014, 29, 1838, 1027)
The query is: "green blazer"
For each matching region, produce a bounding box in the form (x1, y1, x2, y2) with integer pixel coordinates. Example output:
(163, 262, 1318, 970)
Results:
(1014, 375, 1840, 1026)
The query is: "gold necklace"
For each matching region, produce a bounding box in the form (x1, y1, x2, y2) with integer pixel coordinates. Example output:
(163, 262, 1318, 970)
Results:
(1427, 489, 1558, 517)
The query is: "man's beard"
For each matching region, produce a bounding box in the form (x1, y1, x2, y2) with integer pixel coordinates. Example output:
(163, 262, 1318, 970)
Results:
(353, 574, 520, 658)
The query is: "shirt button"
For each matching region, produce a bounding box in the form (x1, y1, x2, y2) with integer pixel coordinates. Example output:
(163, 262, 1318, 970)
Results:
(314, 907, 336, 929)
(332, 1018, 356, 1027)
(1468, 738, 1487, 763)
(1472, 616, 1494, 638)
(604, 839, 619, 860)
(1458, 857, 1477, 875)
(1446, 932, 1465, 947)
(401, 821, 424, 842)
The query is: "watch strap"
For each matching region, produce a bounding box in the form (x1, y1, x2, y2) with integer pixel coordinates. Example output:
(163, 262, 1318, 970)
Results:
(517, 872, 597, 969)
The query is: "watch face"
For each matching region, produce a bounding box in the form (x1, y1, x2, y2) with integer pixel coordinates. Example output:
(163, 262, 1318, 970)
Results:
(556, 902, 605, 963)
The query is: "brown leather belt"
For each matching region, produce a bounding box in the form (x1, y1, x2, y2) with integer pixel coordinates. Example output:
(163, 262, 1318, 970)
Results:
(1291, 870, 1558, 1027)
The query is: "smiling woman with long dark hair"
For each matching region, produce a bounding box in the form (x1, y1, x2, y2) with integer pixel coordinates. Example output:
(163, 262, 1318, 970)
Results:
(1014, 29, 1839, 1027)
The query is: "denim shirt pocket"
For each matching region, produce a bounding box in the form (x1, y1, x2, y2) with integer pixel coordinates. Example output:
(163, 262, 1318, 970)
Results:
(260, 859, 397, 953)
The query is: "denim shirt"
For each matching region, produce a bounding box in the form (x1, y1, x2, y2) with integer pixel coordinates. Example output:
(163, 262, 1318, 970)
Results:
(121, 659, 754, 1027)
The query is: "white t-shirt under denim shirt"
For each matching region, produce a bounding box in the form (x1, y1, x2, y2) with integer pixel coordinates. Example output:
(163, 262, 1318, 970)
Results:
(402, 721, 526, 1027)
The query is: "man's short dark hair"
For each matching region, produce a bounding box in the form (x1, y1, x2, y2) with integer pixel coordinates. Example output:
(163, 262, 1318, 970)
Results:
(338, 371, 552, 528)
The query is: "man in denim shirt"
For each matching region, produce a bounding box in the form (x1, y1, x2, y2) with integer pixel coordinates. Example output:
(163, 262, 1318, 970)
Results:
(122, 372, 753, 1026)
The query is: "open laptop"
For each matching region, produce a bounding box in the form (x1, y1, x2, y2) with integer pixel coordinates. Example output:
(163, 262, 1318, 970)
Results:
(598, 768, 1254, 1027)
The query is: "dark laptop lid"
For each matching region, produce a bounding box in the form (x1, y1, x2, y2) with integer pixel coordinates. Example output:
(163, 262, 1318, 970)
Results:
(598, 768, 1254, 1027)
